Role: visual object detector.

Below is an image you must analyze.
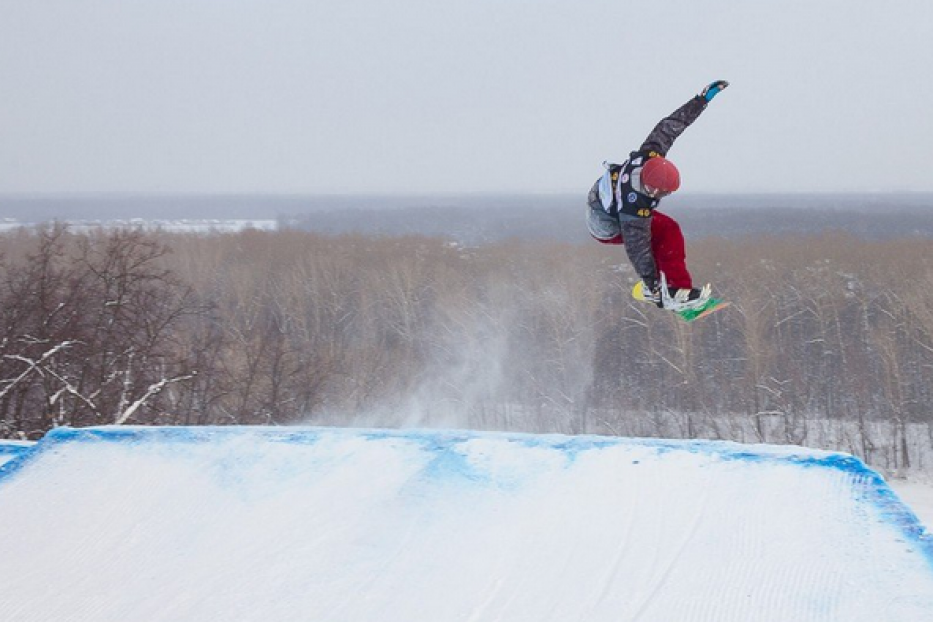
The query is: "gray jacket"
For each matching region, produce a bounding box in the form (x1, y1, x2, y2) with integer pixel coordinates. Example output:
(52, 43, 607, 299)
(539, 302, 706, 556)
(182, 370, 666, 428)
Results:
(595, 95, 709, 284)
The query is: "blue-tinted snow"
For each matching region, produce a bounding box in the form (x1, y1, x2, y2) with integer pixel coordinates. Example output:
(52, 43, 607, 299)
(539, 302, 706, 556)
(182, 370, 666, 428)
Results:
(0, 425, 931, 621)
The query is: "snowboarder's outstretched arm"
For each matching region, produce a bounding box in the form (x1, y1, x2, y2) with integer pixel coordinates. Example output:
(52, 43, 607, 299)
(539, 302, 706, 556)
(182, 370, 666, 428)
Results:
(639, 80, 729, 156)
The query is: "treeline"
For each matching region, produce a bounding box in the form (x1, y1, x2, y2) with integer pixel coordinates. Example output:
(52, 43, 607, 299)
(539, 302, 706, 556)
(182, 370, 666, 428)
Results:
(2, 225, 933, 472)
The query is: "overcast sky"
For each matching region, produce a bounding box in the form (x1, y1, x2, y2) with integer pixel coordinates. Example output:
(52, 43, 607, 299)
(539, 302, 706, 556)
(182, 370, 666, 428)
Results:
(1, 0, 931, 195)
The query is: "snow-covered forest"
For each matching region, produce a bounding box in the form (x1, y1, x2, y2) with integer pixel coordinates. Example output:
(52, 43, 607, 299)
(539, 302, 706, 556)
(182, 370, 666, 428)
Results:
(2, 223, 932, 474)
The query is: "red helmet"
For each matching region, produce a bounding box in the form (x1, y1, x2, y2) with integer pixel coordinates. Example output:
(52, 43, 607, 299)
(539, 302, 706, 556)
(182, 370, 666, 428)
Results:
(641, 156, 681, 194)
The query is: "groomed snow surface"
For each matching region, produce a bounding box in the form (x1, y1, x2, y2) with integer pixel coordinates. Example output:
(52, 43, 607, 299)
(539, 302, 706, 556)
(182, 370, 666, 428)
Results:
(1, 427, 932, 621)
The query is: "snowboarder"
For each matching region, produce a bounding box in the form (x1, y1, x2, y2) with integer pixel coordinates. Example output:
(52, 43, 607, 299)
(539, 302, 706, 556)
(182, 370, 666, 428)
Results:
(586, 80, 729, 313)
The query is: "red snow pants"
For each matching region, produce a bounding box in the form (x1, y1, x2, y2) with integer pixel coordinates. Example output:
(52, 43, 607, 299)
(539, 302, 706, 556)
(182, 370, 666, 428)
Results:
(592, 211, 693, 290)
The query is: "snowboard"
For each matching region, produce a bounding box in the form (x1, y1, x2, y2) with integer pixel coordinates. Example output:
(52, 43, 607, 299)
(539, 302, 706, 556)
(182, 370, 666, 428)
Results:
(631, 281, 730, 323)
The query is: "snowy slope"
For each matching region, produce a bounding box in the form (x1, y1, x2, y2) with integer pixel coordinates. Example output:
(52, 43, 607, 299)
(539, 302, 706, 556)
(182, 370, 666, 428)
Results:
(892, 480, 933, 531)
(0, 426, 932, 621)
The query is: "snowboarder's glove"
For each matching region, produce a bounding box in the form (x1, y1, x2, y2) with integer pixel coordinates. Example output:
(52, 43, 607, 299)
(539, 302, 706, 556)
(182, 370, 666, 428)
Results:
(700, 80, 729, 102)
(642, 278, 664, 308)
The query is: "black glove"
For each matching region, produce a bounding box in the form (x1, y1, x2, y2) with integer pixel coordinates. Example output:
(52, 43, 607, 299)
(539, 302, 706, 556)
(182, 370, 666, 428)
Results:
(641, 278, 664, 308)
(700, 80, 729, 102)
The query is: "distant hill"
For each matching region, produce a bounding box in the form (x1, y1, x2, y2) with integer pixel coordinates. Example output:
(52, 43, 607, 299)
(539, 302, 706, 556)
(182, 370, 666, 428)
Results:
(284, 193, 933, 244)
(2, 192, 931, 244)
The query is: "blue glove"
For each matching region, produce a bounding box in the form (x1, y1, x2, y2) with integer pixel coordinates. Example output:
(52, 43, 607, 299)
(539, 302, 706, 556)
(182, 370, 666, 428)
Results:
(700, 80, 729, 102)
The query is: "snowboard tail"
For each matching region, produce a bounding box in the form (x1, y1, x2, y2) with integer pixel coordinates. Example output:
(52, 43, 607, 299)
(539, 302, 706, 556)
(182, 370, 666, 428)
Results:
(673, 297, 730, 323)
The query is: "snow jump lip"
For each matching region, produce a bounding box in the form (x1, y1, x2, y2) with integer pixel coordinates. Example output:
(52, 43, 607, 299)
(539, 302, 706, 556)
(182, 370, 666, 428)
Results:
(1, 426, 932, 563)
(0, 440, 34, 469)
(1, 426, 932, 621)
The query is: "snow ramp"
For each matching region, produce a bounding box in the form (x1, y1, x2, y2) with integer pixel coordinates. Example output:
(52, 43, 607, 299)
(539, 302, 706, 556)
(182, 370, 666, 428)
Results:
(1, 427, 932, 622)
(0, 440, 33, 468)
